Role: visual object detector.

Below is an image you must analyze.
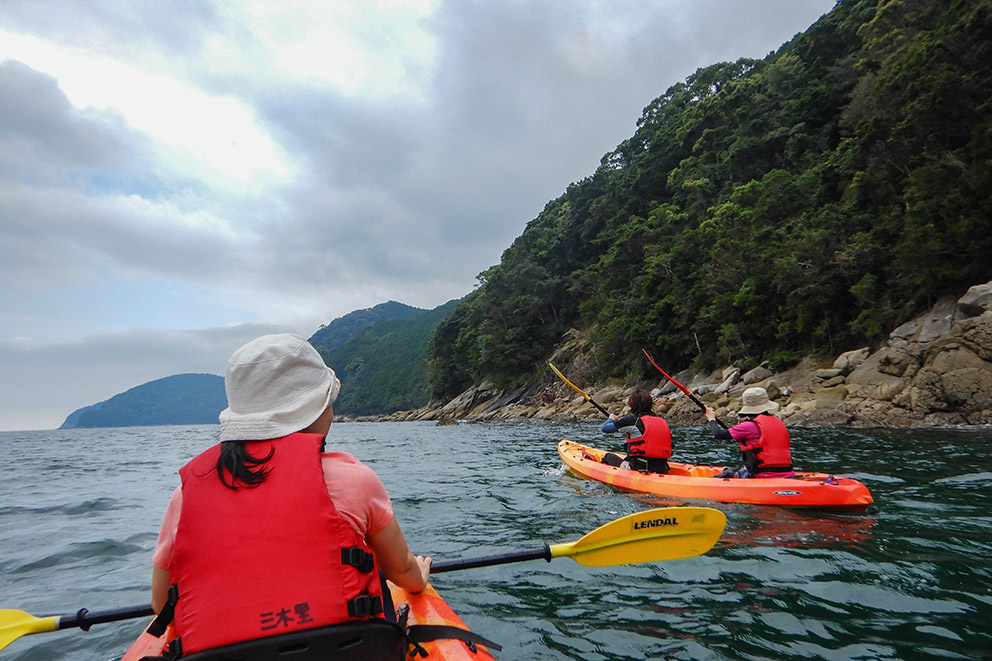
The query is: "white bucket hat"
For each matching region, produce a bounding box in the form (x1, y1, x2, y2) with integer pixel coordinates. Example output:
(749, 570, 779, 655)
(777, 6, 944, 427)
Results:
(738, 386, 779, 415)
(218, 334, 341, 441)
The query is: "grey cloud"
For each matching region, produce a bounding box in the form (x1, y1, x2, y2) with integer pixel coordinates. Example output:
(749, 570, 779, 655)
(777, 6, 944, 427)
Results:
(0, 61, 256, 294)
(0, 0, 221, 64)
(0, 182, 241, 291)
(0, 323, 287, 431)
(0, 61, 150, 183)
(164, 1, 836, 299)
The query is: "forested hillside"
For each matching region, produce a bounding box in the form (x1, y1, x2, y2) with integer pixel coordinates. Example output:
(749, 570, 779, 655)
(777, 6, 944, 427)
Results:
(59, 374, 226, 428)
(427, 0, 992, 400)
(315, 299, 460, 416)
(309, 300, 425, 352)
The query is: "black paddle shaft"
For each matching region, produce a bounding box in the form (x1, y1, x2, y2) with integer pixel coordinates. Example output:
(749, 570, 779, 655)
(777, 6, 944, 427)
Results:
(58, 605, 154, 631)
(47, 550, 554, 632)
(587, 399, 610, 418)
(430, 545, 552, 573)
(687, 393, 729, 430)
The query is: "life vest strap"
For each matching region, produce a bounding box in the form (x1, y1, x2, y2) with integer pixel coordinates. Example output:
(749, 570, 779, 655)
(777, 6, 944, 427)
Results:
(407, 623, 503, 653)
(146, 584, 179, 638)
(341, 546, 376, 573)
(346, 594, 383, 618)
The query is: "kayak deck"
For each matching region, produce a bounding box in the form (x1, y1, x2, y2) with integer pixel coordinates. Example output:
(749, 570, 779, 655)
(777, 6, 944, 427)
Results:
(559, 439, 873, 512)
(121, 582, 495, 660)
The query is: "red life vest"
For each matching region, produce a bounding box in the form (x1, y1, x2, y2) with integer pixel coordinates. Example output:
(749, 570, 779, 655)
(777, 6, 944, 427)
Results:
(626, 415, 672, 459)
(749, 414, 792, 469)
(168, 433, 384, 655)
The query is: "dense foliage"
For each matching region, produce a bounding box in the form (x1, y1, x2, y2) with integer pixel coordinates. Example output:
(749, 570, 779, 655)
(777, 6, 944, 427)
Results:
(427, 0, 992, 399)
(310, 300, 426, 352)
(316, 300, 461, 416)
(61, 373, 226, 428)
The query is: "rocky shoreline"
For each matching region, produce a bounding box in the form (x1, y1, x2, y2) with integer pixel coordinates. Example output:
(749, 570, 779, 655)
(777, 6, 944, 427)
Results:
(346, 282, 992, 428)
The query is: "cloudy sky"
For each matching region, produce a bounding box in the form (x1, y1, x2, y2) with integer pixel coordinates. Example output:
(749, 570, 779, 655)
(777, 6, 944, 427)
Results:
(0, 0, 835, 431)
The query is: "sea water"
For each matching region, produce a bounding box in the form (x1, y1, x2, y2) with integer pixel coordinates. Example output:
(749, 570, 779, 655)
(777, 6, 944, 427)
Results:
(1, 421, 990, 660)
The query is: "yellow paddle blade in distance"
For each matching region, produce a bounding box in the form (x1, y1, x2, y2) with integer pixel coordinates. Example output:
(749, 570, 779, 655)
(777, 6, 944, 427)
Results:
(0, 610, 59, 651)
(548, 506, 726, 567)
(548, 362, 611, 417)
(548, 362, 589, 399)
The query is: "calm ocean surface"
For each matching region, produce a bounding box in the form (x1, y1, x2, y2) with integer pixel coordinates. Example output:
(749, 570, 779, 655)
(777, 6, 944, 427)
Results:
(1, 421, 990, 660)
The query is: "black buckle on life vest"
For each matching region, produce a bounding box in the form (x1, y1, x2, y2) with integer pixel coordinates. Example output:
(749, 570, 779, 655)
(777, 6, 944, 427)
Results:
(346, 595, 383, 618)
(396, 603, 410, 628)
(341, 546, 376, 573)
(165, 638, 183, 660)
(146, 584, 179, 638)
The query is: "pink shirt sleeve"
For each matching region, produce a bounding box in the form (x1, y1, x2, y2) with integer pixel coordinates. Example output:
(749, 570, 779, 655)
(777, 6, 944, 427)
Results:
(151, 452, 394, 570)
(320, 451, 395, 538)
(729, 420, 761, 449)
(152, 486, 182, 570)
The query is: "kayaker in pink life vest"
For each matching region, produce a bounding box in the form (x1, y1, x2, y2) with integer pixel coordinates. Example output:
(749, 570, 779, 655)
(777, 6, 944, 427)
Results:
(148, 334, 431, 655)
(704, 387, 796, 479)
(600, 388, 673, 473)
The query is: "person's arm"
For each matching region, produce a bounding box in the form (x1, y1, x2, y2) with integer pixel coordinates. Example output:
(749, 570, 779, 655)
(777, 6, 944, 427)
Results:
(705, 406, 733, 440)
(149, 486, 181, 613)
(368, 517, 431, 593)
(710, 420, 733, 440)
(151, 566, 171, 613)
(601, 413, 619, 433)
(605, 414, 640, 433)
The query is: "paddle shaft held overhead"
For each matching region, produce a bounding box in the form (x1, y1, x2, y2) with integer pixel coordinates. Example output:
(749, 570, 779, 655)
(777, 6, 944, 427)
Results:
(641, 349, 728, 429)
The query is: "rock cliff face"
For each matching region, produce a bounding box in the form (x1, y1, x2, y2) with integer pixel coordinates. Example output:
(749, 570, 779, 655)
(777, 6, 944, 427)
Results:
(374, 282, 992, 428)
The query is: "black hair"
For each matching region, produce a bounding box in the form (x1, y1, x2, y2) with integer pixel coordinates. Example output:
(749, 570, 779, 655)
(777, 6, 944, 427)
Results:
(216, 441, 275, 489)
(627, 389, 655, 416)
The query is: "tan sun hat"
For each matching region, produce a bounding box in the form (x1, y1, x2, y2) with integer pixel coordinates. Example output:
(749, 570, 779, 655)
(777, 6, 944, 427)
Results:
(738, 386, 779, 415)
(218, 334, 341, 441)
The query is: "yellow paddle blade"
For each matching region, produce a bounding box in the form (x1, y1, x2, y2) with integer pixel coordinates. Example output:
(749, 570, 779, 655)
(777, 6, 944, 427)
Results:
(548, 362, 611, 416)
(548, 362, 589, 399)
(0, 610, 59, 651)
(549, 506, 726, 567)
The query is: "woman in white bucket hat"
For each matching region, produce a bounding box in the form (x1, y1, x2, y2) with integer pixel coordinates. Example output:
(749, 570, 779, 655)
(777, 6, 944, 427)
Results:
(703, 386, 795, 479)
(147, 334, 431, 655)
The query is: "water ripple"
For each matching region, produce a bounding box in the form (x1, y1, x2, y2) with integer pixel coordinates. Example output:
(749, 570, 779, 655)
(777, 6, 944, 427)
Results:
(2, 422, 991, 659)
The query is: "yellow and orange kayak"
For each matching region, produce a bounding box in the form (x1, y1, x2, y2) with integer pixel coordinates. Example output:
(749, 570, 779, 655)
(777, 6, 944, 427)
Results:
(559, 440, 873, 512)
(120, 582, 496, 660)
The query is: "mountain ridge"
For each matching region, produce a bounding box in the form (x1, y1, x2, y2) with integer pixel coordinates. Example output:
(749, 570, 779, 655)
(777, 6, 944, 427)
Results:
(59, 373, 226, 429)
(58, 299, 458, 428)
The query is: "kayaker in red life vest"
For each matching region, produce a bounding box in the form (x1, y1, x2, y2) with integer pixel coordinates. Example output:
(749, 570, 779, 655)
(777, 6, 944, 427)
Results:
(704, 386, 795, 479)
(148, 334, 431, 656)
(600, 389, 672, 473)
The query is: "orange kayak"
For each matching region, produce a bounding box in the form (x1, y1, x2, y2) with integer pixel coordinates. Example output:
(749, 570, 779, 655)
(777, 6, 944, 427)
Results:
(120, 582, 496, 660)
(559, 440, 873, 512)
